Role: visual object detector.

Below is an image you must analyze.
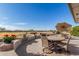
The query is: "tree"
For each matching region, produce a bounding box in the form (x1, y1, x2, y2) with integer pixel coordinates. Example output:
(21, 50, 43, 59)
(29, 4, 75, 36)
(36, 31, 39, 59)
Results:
(71, 26, 79, 36)
(56, 22, 72, 32)
(0, 27, 6, 31)
(28, 29, 34, 32)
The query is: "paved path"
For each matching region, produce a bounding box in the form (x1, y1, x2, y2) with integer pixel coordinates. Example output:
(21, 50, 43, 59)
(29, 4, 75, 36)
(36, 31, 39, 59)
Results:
(15, 38, 43, 56)
(68, 36, 79, 55)
(0, 50, 17, 56)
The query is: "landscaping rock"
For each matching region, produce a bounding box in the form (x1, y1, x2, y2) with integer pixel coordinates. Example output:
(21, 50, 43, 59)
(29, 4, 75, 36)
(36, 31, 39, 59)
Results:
(0, 42, 13, 51)
(12, 40, 22, 50)
(0, 39, 3, 42)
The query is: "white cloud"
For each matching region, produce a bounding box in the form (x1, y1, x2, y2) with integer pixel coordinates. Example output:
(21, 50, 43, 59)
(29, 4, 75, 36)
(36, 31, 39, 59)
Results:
(14, 22, 28, 25)
(0, 24, 26, 30)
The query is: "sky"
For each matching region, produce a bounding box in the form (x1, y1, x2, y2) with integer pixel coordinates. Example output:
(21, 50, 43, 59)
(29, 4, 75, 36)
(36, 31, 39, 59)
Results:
(0, 3, 79, 30)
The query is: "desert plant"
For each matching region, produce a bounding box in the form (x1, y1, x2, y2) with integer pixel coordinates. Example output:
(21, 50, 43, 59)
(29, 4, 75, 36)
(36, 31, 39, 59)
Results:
(3, 34, 16, 43)
(70, 26, 79, 36)
(10, 35, 16, 40)
(56, 31, 60, 34)
(56, 22, 72, 32)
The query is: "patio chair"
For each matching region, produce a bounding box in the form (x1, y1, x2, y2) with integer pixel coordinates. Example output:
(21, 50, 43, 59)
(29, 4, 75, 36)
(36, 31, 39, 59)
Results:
(40, 33, 53, 54)
(58, 34, 71, 54)
(16, 34, 24, 39)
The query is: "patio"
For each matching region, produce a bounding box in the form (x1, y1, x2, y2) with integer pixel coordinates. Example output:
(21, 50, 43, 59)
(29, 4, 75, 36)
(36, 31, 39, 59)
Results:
(0, 35, 79, 56)
(15, 36, 79, 56)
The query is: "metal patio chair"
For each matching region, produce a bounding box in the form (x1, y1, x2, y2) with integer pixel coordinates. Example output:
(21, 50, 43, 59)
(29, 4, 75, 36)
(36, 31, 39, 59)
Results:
(40, 33, 53, 54)
(58, 33, 71, 54)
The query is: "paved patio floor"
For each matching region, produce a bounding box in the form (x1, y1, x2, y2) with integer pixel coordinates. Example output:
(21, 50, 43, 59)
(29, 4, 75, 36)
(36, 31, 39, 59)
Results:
(0, 36, 79, 56)
(0, 50, 17, 56)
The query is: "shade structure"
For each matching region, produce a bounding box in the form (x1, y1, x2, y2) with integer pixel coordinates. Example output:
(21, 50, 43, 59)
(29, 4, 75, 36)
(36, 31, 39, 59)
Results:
(68, 3, 79, 23)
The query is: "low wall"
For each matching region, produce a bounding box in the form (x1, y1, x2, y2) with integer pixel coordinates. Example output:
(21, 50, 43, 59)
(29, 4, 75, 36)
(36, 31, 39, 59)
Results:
(12, 39, 22, 50)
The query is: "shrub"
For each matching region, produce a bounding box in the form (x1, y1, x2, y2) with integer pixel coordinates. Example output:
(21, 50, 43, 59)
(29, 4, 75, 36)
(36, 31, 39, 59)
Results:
(3, 34, 16, 43)
(70, 26, 79, 36)
(10, 35, 16, 40)
(56, 31, 60, 34)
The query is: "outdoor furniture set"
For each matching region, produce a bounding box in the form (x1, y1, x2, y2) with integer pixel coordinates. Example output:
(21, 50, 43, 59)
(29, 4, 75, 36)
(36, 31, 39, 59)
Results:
(40, 33, 71, 54)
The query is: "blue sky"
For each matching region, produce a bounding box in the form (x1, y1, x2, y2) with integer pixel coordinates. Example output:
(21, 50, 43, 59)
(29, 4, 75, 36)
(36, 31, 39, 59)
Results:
(0, 3, 79, 30)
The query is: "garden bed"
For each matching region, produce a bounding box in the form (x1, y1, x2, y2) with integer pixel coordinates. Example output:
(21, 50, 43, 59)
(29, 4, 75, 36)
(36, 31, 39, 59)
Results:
(0, 42, 13, 51)
(0, 34, 16, 51)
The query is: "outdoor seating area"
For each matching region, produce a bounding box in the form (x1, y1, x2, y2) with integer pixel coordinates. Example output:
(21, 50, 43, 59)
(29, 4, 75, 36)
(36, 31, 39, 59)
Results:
(14, 32, 79, 56)
(0, 31, 79, 56)
(40, 32, 71, 55)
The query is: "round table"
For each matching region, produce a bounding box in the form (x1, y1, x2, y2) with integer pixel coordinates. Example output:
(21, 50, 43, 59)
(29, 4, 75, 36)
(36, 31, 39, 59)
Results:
(47, 34, 65, 41)
(47, 34, 65, 53)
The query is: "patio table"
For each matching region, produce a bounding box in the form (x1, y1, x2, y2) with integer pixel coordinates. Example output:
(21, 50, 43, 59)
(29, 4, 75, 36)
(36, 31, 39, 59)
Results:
(47, 34, 65, 41)
(47, 34, 65, 53)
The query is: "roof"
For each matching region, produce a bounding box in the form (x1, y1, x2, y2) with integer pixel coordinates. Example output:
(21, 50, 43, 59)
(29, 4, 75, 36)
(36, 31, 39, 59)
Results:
(68, 3, 79, 23)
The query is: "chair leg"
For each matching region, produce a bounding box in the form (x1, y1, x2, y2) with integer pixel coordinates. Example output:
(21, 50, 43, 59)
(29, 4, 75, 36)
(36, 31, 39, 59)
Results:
(63, 48, 70, 55)
(65, 46, 71, 55)
(43, 47, 53, 54)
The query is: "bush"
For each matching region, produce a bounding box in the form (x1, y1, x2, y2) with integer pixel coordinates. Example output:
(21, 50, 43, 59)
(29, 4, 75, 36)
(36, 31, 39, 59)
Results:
(3, 34, 16, 43)
(10, 35, 16, 40)
(56, 31, 60, 34)
(70, 26, 79, 36)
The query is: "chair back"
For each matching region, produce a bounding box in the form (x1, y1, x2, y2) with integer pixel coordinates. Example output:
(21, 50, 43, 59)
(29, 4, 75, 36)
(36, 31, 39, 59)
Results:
(62, 34, 71, 51)
(66, 35, 71, 51)
(41, 34, 49, 48)
(61, 32, 71, 43)
(16, 34, 24, 39)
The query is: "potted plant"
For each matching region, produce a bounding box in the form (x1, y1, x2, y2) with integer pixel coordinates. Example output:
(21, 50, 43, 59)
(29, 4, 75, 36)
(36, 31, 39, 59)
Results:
(0, 34, 16, 51)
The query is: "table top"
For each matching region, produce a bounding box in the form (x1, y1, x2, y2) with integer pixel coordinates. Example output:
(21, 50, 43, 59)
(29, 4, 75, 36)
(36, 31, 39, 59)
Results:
(47, 34, 65, 41)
